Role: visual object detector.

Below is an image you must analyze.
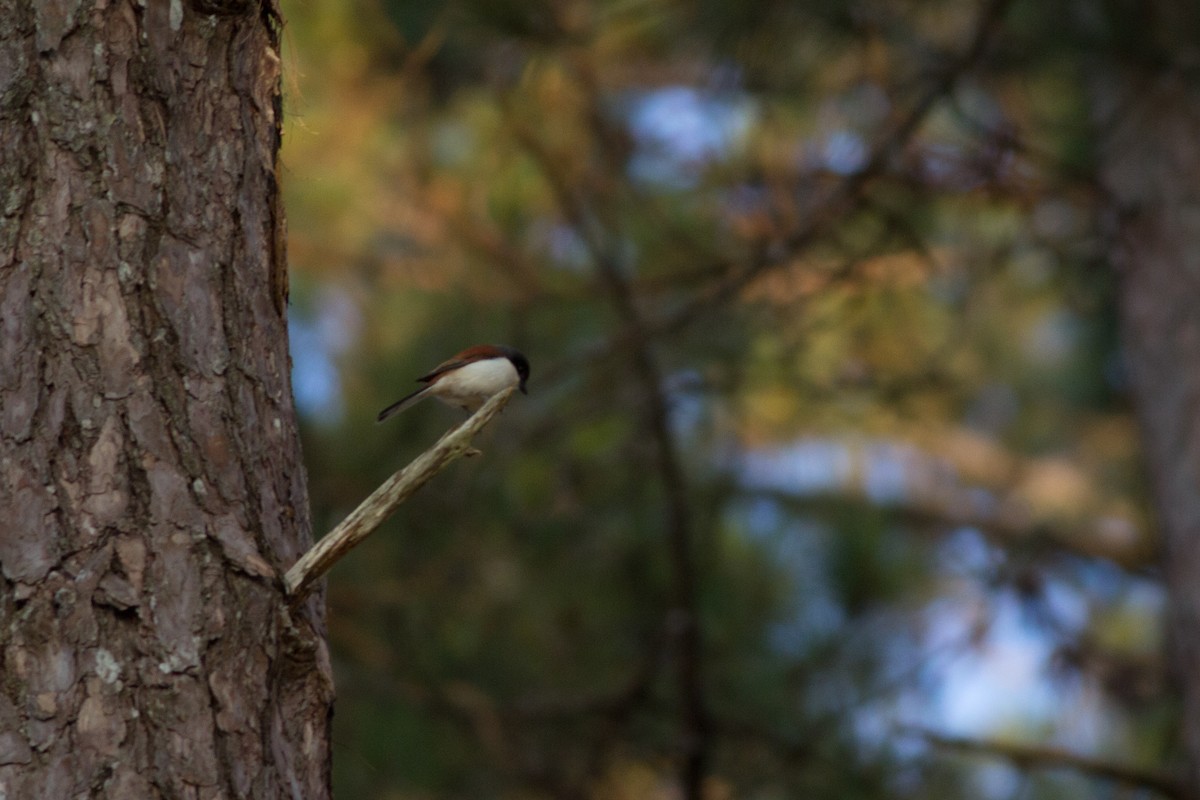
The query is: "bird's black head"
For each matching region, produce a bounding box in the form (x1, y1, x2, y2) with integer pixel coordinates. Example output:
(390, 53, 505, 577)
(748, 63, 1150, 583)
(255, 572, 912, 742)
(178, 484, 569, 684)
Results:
(499, 346, 531, 394)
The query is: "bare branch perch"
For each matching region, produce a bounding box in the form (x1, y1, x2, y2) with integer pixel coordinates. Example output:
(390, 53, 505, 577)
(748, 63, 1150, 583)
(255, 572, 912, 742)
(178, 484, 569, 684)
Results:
(284, 387, 517, 602)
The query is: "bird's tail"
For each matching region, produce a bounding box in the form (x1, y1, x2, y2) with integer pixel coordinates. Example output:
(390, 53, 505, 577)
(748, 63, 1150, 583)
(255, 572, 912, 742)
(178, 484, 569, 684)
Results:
(376, 386, 431, 422)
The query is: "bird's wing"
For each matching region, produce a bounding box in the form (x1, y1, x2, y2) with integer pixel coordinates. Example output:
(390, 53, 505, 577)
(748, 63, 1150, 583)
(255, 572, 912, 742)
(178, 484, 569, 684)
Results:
(415, 345, 504, 383)
(415, 358, 469, 384)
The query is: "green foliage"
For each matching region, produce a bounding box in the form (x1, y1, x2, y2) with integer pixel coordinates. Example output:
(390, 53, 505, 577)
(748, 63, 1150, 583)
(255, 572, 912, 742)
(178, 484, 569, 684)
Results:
(281, 0, 1170, 796)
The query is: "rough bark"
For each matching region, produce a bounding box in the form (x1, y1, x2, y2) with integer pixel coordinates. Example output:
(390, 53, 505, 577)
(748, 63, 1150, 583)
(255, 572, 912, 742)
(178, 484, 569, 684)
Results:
(1095, 15, 1200, 797)
(0, 0, 332, 798)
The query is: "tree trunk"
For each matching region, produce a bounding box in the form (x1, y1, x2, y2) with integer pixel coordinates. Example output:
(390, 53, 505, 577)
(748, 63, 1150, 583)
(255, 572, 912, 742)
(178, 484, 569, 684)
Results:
(0, 1, 332, 797)
(1096, 21, 1200, 798)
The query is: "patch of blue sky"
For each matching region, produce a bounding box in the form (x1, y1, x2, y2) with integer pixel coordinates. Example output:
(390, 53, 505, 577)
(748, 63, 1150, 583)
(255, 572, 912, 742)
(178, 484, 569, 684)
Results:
(541, 221, 591, 271)
(288, 286, 362, 424)
(927, 592, 1061, 733)
(859, 440, 914, 503)
(740, 437, 947, 506)
(821, 129, 868, 175)
(729, 498, 845, 657)
(739, 438, 855, 495)
(736, 436, 1139, 756)
(290, 316, 342, 421)
(937, 525, 1002, 575)
(534, 219, 641, 274)
(626, 85, 756, 189)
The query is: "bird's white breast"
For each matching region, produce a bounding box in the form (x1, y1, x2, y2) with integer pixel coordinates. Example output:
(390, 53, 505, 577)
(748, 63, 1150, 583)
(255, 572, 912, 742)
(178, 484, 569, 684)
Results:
(430, 357, 518, 409)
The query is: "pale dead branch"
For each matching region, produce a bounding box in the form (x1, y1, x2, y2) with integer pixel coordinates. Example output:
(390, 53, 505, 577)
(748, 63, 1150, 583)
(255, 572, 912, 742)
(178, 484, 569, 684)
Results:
(284, 387, 516, 602)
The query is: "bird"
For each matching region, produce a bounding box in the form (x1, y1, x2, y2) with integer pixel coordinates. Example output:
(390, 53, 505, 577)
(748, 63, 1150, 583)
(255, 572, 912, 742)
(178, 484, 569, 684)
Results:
(376, 344, 530, 422)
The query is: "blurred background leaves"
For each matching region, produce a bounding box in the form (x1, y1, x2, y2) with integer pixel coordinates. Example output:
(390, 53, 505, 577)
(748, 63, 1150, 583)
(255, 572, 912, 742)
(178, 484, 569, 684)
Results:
(279, 0, 1172, 796)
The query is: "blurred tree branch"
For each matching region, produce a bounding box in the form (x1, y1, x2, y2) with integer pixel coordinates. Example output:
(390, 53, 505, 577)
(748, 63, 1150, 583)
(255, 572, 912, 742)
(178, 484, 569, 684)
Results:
(281, 0, 1181, 794)
(912, 728, 1183, 798)
(493, 4, 1020, 796)
(753, 487, 1150, 569)
(581, 0, 1018, 361)
(505, 83, 713, 800)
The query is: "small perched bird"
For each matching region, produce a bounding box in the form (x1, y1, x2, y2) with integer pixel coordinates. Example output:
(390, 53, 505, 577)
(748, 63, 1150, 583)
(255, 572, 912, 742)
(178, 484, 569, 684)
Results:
(377, 344, 530, 422)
